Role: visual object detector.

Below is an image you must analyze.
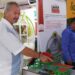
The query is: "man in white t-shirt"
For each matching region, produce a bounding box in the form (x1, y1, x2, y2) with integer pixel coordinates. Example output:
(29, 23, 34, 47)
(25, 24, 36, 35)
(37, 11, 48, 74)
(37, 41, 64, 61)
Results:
(0, 2, 53, 75)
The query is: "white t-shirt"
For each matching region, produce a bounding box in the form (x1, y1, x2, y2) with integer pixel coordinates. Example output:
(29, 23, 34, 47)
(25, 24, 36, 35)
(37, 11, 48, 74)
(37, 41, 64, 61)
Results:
(0, 18, 25, 75)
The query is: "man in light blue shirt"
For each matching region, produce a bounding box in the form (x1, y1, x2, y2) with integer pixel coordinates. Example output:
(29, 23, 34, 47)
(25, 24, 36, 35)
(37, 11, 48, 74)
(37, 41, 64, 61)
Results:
(62, 18, 75, 69)
(0, 2, 52, 75)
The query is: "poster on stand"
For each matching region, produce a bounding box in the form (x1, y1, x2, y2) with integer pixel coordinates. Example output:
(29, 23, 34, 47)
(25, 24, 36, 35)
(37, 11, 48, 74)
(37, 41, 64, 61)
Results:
(37, 0, 66, 52)
(67, 0, 75, 26)
(67, 0, 75, 19)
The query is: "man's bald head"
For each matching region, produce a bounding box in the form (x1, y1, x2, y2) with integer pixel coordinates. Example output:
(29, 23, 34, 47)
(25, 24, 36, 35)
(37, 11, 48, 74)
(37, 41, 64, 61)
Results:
(5, 2, 19, 12)
(4, 2, 20, 24)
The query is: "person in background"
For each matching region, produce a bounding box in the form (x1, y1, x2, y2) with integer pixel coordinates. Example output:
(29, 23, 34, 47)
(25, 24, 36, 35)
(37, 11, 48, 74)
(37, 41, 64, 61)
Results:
(62, 18, 75, 69)
(0, 2, 53, 75)
(47, 32, 61, 54)
(46, 32, 61, 63)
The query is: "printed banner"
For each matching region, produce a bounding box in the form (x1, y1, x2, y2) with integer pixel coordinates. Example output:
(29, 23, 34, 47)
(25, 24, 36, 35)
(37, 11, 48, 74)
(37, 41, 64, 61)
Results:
(37, 0, 66, 52)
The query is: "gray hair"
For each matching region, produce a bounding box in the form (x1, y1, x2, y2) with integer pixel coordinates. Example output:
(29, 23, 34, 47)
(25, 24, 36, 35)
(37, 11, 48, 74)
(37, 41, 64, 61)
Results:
(4, 2, 19, 12)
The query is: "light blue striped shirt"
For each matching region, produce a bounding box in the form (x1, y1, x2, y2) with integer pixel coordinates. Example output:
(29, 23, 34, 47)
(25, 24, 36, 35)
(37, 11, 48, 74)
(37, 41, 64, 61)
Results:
(0, 18, 25, 75)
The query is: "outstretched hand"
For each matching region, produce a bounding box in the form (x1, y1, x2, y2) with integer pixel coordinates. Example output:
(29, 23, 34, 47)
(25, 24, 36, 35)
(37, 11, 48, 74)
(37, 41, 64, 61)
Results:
(39, 53, 53, 63)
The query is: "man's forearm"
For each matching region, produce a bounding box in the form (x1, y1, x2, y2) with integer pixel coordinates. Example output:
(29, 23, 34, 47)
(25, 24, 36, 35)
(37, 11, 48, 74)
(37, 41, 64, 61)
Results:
(21, 47, 39, 58)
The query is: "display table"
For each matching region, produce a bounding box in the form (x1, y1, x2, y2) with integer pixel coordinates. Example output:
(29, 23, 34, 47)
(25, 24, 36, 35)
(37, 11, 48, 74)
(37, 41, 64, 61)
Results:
(22, 67, 75, 75)
(71, 70, 75, 75)
(22, 66, 75, 75)
(22, 69, 75, 75)
(22, 67, 40, 75)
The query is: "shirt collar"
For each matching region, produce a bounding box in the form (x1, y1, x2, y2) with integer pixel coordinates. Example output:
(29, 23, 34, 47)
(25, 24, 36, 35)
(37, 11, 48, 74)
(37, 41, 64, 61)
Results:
(1, 18, 14, 30)
(67, 26, 70, 28)
(68, 26, 75, 32)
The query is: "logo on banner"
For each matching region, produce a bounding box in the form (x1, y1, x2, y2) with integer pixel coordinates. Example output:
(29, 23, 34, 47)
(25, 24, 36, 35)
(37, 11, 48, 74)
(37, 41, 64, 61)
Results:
(71, 1, 75, 11)
(51, 5, 60, 13)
